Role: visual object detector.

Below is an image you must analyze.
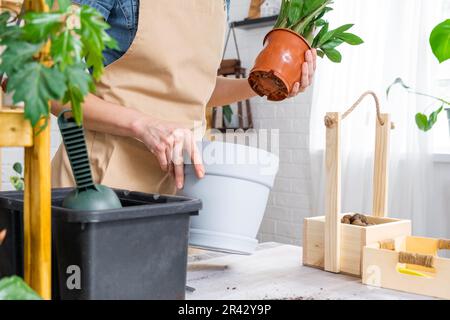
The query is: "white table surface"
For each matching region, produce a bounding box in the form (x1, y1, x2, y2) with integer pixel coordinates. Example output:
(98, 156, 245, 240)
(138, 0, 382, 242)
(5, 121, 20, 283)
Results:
(186, 242, 433, 300)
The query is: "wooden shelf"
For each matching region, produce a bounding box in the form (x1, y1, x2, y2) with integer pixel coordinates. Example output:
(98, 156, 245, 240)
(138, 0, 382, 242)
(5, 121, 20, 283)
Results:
(229, 15, 278, 30)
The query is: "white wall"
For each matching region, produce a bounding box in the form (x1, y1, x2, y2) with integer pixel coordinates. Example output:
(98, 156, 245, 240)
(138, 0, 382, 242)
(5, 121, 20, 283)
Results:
(226, 0, 314, 245)
(1, 116, 61, 191)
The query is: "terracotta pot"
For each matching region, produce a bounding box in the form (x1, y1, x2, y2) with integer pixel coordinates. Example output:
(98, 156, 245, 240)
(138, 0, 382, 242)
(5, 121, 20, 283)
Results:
(249, 28, 311, 101)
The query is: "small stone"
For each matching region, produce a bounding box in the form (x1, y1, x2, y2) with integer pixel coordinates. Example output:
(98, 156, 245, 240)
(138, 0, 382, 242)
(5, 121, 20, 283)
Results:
(352, 219, 366, 227)
(350, 214, 362, 223)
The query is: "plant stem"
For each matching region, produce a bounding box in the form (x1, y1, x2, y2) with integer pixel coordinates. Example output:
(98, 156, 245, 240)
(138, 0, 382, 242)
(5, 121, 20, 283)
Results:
(292, 0, 332, 36)
(405, 89, 450, 107)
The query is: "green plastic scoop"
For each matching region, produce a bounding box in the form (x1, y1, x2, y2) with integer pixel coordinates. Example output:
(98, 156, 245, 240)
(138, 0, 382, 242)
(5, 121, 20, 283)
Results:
(58, 110, 122, 211)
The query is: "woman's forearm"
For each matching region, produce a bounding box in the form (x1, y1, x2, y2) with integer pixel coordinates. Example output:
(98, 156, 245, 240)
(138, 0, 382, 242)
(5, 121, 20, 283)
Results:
(207, 77, 257, 108)
(51, 93, 150, 139)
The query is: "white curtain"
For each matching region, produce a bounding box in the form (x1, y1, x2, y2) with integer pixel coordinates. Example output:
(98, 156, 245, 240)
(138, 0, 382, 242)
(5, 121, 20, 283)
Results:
(310, 0, 448, 237)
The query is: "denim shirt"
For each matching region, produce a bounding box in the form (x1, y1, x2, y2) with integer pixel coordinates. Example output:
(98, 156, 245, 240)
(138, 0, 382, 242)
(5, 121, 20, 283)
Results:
(73, 0, 230, 67)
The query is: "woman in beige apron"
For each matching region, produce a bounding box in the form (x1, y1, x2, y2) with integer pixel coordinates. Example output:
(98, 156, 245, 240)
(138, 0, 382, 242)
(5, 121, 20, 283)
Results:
(51, 0, 316, 195)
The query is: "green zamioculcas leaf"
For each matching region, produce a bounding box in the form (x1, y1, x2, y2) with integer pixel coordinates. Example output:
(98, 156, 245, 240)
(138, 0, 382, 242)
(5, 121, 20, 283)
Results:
(8, 62, 67, 127)
(321, 39, 344, 50)
(429, 19, 450, 63)
(288, 0, 304, 26)
(323, 48, 342, 63)
(312, 21, 328, 47)
(0, 276, 42, 300)
(337, 32, 364, 45)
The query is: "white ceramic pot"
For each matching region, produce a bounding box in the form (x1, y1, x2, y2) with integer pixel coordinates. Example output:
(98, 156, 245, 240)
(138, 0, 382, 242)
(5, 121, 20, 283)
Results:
(180, 141, 279, 254)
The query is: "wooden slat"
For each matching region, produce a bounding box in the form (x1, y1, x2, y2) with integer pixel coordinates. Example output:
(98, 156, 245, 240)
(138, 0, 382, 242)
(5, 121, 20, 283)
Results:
(23, 0, 52, 300)
(372, 114, 391, 217)
(24, 119, 52, 300)
(0, 109, 33, 147)
(324, 112, 341, 273)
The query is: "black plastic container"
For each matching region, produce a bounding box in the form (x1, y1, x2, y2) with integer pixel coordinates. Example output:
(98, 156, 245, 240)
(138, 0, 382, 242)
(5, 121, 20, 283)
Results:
(0, 188, 201, 300)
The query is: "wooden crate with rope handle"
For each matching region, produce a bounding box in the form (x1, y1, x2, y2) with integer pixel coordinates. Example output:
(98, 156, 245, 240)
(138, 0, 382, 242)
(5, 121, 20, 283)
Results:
(303, 91, 411, 277)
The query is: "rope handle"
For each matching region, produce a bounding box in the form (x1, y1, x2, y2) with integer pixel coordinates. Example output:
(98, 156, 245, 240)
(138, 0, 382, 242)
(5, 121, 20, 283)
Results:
(324, 91, 395, 129)
(399, 252, 434, 268)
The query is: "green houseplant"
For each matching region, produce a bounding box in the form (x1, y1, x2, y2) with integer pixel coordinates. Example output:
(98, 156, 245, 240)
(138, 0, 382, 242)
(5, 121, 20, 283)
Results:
(249, 0, 363, 101)
(387, 19, 450, 132)
(0, 0, 117, 128)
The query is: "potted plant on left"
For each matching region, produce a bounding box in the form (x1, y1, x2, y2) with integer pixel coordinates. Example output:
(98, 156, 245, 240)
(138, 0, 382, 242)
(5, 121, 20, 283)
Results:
(0, 0, 117, 127)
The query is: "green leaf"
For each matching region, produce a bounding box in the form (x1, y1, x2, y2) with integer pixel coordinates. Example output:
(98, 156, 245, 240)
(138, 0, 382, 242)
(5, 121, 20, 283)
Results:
(8, 62, 67, 126)
(316, 49, 325, 58)
(303, 0, 328, 16)
(13, 162, 22, 175)
(321, 39, 344, 50)
(415, 106, 444, 132)
(337, 32, 364, 45)
(288, 0, 304, 26)
(51, 29, 83, 70)
(62, 64, 95, 124)
(78, 5, 118, 80)
(10, 176, 24, 191)
(323, 48, 342, 63)
(332, 23, 355, 35)
(0, 41, 43, 76)
(222, 105, 233, 124)
(22, 12, 64, 42)
(429, 19, 450, 63)
(315, 19, 327, 27)
(312, 22, 328, 47)
(0, 276, 41, 300)
(415, 113, 429, 131)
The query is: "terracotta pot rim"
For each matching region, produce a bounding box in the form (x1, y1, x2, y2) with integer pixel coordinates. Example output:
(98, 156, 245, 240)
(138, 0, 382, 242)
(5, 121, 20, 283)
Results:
(263, 28, 312, 49)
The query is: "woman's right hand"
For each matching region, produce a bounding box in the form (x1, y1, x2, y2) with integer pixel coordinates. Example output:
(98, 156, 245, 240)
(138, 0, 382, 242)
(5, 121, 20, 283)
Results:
(131, 117, 205, 190)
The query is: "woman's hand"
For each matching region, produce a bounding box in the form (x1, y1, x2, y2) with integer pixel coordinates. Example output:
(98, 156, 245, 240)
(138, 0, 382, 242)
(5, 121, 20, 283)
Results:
(288, 49, 317, 97)
(132, 118, 205, 190)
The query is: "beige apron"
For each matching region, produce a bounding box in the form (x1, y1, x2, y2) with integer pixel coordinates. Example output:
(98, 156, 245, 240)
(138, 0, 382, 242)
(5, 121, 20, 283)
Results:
(52, 0, 226, 195)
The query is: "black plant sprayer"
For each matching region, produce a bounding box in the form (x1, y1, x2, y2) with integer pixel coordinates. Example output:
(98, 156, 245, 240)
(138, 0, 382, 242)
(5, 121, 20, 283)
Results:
(58, 110, 122, 210)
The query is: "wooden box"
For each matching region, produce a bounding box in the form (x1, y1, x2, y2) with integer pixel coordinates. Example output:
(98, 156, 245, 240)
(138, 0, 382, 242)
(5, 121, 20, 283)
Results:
(303, 214, 411, 276)
(362, 236, 450, 299)
(302, 95, 411, 277)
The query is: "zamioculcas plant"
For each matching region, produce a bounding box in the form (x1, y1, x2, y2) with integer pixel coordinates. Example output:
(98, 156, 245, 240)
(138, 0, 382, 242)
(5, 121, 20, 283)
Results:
(387, 19, 450, 132)
(249, 0, 363, 101)
(0, 0, 117, 128)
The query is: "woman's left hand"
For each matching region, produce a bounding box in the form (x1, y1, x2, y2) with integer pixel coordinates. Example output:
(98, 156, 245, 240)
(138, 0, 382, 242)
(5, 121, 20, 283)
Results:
(288, 49, 317, 98)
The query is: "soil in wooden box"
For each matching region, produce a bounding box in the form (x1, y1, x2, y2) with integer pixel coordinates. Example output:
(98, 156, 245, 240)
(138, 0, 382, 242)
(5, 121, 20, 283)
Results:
(303, 213, 411, 276)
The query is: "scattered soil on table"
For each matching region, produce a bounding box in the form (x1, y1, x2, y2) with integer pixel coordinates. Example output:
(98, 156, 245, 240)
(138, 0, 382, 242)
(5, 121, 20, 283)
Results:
(341, 214, 375, 227)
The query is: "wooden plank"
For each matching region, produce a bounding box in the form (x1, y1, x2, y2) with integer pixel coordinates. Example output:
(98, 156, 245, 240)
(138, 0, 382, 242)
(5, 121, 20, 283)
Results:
(24, 119, 51, 300)
(23, 0, 52, 300)
(324, 112, 341, 273)
(372, 114, 391, 217)
(0, 110, 33, 147)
